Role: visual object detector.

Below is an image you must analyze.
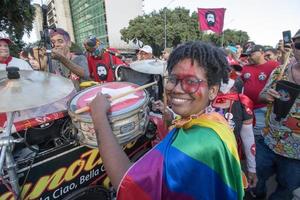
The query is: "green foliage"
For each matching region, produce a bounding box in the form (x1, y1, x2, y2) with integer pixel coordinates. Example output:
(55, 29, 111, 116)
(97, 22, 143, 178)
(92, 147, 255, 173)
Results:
(120, 7, 249, 56)
(0, 0, 36, 56)
(121, 7, 202, 55)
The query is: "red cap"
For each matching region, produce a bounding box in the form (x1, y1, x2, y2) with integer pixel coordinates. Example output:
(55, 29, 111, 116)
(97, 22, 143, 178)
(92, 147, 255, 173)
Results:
(227, 56, 242, 71)
(0, 37, 12, 45)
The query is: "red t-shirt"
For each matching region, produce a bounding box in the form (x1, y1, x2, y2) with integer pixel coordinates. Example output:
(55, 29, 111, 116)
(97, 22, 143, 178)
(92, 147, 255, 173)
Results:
(241, 60, 279, 109)
(87, 52, 125, 83)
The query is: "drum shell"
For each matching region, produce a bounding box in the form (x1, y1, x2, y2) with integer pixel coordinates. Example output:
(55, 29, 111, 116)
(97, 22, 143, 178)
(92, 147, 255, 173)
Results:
(68, 83, 150, 148)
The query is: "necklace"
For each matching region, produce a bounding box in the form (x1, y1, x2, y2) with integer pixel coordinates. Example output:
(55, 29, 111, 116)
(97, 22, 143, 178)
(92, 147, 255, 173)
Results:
(291, 64, 300, 84)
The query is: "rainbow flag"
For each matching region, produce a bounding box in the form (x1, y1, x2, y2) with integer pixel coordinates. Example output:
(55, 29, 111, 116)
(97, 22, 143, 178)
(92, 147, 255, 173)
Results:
(117, 113, 244, 200)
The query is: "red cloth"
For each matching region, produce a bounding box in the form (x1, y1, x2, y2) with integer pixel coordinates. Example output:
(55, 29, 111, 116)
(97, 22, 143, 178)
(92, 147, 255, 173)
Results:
(197, 8, 226, 35)
(241, 60, 279, 109)
(0, 56, 12, 65)
(87, 51, 124, 83)
(0, 111, 66, 132)
(214, 93, 254, 113)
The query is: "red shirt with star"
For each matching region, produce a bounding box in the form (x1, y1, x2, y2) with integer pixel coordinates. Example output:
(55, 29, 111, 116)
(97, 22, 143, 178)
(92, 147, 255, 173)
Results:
(241, 60, 279, 109)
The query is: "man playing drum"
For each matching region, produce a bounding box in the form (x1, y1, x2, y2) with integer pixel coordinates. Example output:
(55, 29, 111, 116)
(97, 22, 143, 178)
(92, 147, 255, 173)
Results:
(50, 28, 90, 89)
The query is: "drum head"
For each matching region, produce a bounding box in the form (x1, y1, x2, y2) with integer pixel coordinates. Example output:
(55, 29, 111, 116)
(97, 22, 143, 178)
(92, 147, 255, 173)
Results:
(68, 82, 148, 122)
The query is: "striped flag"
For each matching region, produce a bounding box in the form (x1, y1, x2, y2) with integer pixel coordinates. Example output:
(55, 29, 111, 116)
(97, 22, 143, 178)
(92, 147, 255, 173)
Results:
(117, 112, 245, 200)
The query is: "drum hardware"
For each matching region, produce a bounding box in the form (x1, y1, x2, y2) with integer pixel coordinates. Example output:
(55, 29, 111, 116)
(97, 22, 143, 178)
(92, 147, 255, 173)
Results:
(114, 65, 126, 81)
(75, 81, 157, 114)
(0, 112, 20, 195)
(129, 59, 166, 75)
(153, 74, 161, 101)
(0, 137, 23, 147)
(0, 69, 75, 197)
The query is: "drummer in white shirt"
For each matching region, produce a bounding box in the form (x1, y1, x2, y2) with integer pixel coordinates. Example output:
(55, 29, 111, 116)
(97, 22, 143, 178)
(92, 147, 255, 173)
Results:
(0, 36, 33, 71)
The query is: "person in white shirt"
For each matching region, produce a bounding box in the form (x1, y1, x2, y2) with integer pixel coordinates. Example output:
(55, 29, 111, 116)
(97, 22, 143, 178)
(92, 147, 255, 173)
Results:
(0, 37, 32, 71)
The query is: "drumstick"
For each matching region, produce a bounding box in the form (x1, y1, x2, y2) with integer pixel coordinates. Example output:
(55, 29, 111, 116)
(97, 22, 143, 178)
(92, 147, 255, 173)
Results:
(276, 51, 291, 81)
(75, 81, 158, 114)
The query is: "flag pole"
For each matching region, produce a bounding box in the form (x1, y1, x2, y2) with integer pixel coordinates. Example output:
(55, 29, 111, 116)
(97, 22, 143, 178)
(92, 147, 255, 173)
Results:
(221, 31, 225, 47)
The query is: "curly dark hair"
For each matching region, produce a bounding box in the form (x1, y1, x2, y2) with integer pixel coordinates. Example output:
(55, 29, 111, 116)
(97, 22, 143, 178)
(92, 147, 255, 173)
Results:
(167, 41, 229, 86)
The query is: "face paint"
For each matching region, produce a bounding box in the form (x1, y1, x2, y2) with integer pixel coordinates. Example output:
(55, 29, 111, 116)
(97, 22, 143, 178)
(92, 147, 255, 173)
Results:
(166, 74, 207, 94)
(177, 60, 197, 76)
(194, 88, 204, 98)
(168, 58, 211, 118)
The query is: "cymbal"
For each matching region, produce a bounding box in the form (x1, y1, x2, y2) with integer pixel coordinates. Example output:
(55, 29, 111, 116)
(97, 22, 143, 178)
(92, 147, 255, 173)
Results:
(0, 70, 75, 113)
(129, 59, 166, 75)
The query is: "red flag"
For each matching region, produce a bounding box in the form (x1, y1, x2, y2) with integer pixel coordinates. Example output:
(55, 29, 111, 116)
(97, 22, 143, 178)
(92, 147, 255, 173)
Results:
(198, 8, 226, 35)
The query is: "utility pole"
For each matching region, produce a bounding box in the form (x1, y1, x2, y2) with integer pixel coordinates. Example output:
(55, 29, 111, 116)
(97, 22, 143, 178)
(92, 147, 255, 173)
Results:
(164, 8, 167, 49)
(164, 0, 176, 49)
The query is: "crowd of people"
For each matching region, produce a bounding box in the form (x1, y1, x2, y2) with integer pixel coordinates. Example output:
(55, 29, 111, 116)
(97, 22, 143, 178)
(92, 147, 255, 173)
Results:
(0, 27, 299, 200)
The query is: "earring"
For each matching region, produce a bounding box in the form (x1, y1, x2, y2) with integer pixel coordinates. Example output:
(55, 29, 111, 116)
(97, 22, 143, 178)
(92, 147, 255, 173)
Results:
(205, 102, 214, 114)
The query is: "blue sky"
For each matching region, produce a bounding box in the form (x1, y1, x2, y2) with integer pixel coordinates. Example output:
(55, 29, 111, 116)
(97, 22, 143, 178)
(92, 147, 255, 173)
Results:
(144, 0, 300, 46)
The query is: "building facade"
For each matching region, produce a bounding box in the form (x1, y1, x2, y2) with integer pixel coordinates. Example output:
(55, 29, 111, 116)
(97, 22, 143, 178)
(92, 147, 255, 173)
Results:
(69, 0, 107, 46)
(32, 0, 144, 51)
(69, 0, 144, 51)
(47, 0, 75, 41)
(104, 0, 144, 50)
(32, 4, 43, 41)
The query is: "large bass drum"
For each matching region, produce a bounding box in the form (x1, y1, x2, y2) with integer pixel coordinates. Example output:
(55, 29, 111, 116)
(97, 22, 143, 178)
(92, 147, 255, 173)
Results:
(62, 185, 111, 200)
(68, 82, 150, 147)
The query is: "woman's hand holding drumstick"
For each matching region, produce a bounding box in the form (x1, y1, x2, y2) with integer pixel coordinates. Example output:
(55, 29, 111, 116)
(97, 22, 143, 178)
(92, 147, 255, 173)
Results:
(75, 81, 158, 114)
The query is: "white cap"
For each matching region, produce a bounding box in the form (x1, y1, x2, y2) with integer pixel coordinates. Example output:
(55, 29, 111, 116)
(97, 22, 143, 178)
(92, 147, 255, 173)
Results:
(139, 45, 153, 54)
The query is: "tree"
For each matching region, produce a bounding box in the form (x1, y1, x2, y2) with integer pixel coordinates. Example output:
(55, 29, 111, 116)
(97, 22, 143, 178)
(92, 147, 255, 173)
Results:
(121, 7, 202, 56)
(0, 0, 35, 55)
(120, 7, 250, 56)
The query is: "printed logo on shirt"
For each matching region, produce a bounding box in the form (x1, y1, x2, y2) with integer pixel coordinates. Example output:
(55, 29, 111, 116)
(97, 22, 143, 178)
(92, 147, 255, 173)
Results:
(258, 72, 267, 81)
(96, 64, 108, 81)
(243, 73, 251, 79)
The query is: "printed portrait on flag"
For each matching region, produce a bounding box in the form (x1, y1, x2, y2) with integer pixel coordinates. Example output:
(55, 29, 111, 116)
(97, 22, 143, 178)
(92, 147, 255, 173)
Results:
(205, 10, 216, 27)
(198, 8, 226, 35)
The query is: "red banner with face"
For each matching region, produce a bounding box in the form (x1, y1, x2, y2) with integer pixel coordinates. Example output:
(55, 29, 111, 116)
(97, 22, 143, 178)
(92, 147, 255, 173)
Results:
(197, 8, 226, 35)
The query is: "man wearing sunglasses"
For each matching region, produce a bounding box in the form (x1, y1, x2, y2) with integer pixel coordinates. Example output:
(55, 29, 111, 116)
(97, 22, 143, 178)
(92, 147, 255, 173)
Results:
(241, 45, 279, 139)
(253, 29, 300, 199)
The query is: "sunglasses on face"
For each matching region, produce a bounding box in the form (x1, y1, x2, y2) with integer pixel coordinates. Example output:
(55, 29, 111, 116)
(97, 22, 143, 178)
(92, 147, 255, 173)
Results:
(165, 75, 207, 94)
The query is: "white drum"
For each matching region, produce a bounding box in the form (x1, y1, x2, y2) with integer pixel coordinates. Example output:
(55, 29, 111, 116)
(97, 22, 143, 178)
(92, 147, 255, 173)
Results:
(68, 82, 150, 148)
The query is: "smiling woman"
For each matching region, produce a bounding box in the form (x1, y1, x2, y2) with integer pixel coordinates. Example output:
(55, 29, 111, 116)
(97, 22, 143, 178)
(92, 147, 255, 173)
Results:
(89, 41, 246, 199)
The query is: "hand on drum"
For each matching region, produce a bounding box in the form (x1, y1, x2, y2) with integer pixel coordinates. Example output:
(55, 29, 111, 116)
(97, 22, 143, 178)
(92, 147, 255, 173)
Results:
(89, 93, 111, 121)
